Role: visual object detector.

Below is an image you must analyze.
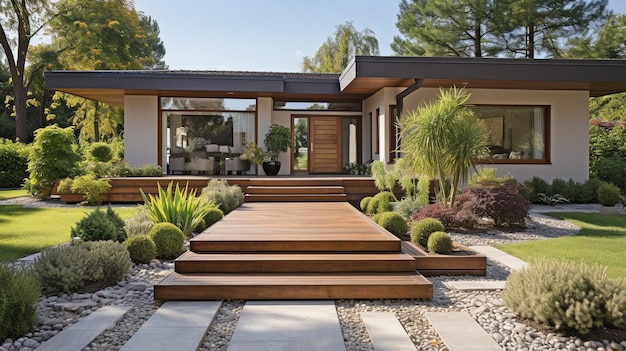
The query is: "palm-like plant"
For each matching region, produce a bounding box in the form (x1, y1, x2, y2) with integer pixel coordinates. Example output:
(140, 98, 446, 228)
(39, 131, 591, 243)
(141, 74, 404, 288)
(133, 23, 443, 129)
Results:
(399, 87, 488, 207)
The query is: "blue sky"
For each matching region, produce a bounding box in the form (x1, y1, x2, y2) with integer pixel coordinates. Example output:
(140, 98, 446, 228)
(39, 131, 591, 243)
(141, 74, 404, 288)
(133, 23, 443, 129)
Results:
(134, 0, 626, 72)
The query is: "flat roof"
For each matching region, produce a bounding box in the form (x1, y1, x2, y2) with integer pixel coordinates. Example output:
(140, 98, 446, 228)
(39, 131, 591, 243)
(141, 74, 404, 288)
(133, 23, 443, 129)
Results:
(45, 57, 626, 106)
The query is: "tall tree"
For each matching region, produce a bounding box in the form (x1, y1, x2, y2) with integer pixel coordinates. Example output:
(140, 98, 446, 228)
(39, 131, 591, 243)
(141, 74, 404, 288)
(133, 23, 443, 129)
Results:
(0, 0, 54, 141)
(392, 0, 610, 58)
(301, 21, 379, 73)
(48, 0, 167, 141)
(392, 0, 502, 57)
(502, 0, 610, 58)
(565, 14, 626, 59)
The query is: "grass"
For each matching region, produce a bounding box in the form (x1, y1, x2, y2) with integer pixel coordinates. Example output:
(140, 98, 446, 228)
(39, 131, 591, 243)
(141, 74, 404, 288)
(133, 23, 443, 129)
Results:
(496, 212, 626, 279)
(0, 204, 138, 262)
(0, 188, 29, 200)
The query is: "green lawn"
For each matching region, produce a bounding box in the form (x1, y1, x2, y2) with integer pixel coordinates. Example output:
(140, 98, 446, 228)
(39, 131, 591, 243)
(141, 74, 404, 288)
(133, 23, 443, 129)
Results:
(0, 204, 138, 262)
(0, 188, 29, 200)
(496, 212, 626, 279)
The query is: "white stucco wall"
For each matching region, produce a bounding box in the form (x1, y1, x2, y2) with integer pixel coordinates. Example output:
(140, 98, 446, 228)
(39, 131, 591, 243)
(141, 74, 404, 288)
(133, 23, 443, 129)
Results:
(124, 95, 159, 168)
(362, 87, 405, 163)
(403, 88, 590, 182)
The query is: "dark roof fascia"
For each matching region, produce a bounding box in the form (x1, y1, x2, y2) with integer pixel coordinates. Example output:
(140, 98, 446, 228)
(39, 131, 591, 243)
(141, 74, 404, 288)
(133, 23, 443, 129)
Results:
(45, 70, 342, 95)
(339, 56, 626, 90)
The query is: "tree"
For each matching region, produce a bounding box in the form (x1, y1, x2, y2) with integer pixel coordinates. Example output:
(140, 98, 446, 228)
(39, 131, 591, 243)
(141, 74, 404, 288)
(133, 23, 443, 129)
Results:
(48, 0, 167, 141)
(565, 14, 626, 59)
(392, 0, 610, 58)
(502, 0, 610, 58)
(398, 87, 489, 207)
(392, 0, 502, 57)
(0, 0, 54, 141)
(302, 21, 379, 73)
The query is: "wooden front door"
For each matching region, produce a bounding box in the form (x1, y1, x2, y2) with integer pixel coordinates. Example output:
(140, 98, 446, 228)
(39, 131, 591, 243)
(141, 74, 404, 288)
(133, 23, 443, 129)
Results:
(310, 117, 342, 173)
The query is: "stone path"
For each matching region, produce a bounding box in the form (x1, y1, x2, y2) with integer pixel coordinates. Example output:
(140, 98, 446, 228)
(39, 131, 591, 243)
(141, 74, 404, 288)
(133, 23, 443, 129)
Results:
(361, 312, 417, 351)
(426, 312, 503, 351)
(470, 245, 528, 271)
(120, 301, 221, 351)
(36, 306, 130, 351)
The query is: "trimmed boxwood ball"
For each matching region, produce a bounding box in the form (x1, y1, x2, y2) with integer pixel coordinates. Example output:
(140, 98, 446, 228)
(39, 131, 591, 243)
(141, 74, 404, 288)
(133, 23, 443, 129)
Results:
(148, 223, 185, 259)
(124, 235, 157, 264)
(360, 196, 372, 213)
(411, 218, 445, 247)
(427, 231, 453, 254)
(367, 191, 395, 214)
(374, 212, 409, 238)
(204, 207, 224, 228)
(597, 182, 621, 206)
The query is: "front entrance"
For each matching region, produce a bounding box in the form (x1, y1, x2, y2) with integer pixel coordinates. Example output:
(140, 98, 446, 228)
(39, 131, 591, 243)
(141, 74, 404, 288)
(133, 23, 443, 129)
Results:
(292, 116, 360, 173)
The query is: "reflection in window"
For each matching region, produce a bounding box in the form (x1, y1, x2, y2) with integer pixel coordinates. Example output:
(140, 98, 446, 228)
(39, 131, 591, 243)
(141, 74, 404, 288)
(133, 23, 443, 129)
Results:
(293, 118, 308, 171)
(274, 101, 361, 111)
(161, 97, 256, 175)
(469, 106, 548, 161)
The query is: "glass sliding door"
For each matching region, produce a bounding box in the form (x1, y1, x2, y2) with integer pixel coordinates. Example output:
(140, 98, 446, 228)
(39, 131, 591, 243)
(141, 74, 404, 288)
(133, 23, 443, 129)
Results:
(292, 117, 309, 172)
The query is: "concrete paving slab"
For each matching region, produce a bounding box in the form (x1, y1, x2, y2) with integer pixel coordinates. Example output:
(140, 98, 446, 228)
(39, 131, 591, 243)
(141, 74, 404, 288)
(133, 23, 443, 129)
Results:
(361, 312, 417, 351)
(120, 301, 221, 351)
(445, 280, 506, 291)
(426, 311, 503, 351)
(469, 246, 528, 271)
(37, 305, 130, 351)
(227, 300, 345, 351)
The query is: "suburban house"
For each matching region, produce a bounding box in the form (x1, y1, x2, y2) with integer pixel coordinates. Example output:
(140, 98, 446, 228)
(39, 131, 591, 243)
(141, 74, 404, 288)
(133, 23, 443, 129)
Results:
(45, 56, 626, 182)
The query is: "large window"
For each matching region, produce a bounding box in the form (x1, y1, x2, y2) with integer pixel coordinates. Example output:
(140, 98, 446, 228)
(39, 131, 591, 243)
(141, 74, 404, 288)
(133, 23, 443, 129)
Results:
(469, 106, 550, 163)
(161, 98, 256, 175)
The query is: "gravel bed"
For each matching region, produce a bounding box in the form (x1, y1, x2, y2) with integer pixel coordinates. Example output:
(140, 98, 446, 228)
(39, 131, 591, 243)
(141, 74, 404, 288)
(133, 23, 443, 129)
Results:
(2, 200, 626, 351)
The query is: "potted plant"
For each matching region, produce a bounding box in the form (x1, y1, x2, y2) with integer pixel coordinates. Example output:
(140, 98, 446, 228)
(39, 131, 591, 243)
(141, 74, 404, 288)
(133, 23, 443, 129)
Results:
(597, 182, 622, 215)
(262, 124, 291, 176)
(240, 140, 265, 165)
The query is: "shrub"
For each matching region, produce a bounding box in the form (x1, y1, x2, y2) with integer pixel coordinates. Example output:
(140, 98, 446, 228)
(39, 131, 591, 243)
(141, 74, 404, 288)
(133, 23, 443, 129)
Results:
(0, 139, 29, 188)
(537, 193, 570, 206)
(395, 197, 424, 219)
(124, 207, 154, 237)
(460, 184, 530, 228)
(373, 212, 409, 238)
(0, 264, 40, 341)
(128, 164, 163, 177)
(58, 174, 111, 205)
(106, 205, 127, 241)
(504, 259, 626, 334)
(367, 191, 395, 214)
(427, 231, 453, 254)
(203, 207, 224, 228)
(468, 168, 515, 187)
(593, 156, 626, 193)
(124, 235, 157, 264)
(71, 208, 125, 242)
(24, 126, 81, 198)
(598, 182, 622, 206)
(412, 203, 475, 229)
(89, 142, 113, 162)
(360, 196, 372, 213)
(200, 179, 244, 214)
(524, 176, 552, 203)
(410, 218, 445, 247)
(148, 222, 185, 259)
(32, 241, 131, 294)
(142, 182, 216, 237)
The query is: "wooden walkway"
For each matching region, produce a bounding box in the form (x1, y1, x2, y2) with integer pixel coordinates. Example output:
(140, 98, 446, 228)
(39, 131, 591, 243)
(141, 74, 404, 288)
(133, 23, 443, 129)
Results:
(154, 202, 433, 300)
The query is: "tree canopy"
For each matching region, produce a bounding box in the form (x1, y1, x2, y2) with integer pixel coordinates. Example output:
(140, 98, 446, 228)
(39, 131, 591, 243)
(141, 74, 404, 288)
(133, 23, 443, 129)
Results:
(301, 21, 379, 73)
(393, 0, 610, 58)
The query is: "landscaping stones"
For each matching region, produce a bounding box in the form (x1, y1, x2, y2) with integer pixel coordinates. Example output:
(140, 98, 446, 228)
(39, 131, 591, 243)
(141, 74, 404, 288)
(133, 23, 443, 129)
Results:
(3, 206, 626, 350)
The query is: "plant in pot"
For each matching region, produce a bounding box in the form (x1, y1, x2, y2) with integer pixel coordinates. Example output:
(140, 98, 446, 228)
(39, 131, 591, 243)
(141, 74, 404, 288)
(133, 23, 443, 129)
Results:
(240, 140, 265, 165)
(262, 124, 291, 176)
(597, 182, 622, 215)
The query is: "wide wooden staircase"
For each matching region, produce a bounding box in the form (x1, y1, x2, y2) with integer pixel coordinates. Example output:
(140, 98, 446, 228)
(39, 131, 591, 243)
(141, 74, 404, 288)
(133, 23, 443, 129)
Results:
(244, 178, 347, 202)
(154, 202, 433, 300)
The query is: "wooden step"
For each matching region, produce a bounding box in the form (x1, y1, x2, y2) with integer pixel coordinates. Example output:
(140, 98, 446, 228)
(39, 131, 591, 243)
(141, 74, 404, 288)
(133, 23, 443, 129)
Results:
(190, 236, 400, 253)
(154, 272, 433, 300)
(175, 251, 417, 273)
(248, 178, 343, 187)
(245, 186, 345, 194)
(244, 194, 347, 202)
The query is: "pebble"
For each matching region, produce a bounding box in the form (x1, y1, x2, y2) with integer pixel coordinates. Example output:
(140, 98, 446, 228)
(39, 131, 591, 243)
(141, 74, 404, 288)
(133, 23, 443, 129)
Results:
(2, 204, 625, 350)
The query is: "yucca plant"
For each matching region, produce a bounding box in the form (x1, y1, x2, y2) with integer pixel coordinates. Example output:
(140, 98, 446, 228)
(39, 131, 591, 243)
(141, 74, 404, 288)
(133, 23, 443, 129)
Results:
(141, 182, 216, 237)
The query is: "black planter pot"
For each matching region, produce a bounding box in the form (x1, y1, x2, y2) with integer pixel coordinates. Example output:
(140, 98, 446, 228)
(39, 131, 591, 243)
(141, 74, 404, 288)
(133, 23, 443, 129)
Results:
(262, 161, 281, 176)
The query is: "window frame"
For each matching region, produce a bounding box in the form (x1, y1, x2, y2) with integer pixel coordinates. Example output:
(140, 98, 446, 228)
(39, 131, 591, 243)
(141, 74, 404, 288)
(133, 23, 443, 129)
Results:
(470, 104, 551, 165)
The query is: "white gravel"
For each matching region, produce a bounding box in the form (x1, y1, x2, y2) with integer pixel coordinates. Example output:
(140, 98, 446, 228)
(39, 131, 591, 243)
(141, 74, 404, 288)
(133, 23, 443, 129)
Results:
(2, 199, 625, 351)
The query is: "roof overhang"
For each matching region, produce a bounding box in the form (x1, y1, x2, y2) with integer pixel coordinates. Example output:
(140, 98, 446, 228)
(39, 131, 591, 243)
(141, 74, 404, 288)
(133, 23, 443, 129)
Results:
(45, 71, 353, 107)
(340, 56, 626, 97)
(45, 56, 626, 107)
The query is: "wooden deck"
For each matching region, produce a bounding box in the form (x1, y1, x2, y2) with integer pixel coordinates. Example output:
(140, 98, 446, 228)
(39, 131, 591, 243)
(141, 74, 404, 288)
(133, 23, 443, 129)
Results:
(154, 202, 433, 300)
